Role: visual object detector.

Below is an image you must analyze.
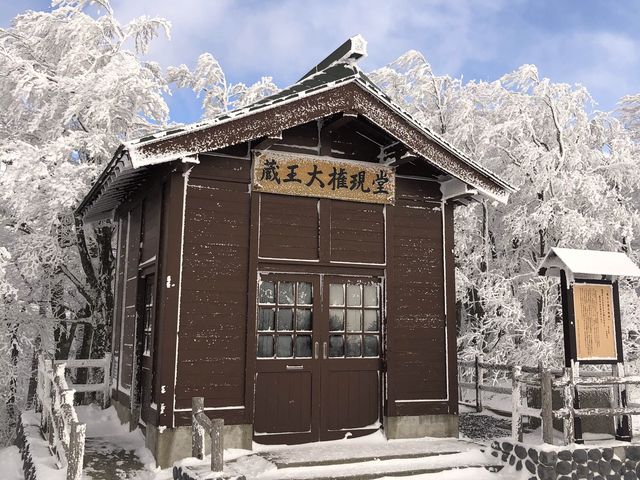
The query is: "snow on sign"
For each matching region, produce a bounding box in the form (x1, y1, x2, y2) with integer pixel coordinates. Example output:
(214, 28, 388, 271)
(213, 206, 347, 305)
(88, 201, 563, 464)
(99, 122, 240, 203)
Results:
(252, 150, 396, 205)
(573, 283, 617, 361)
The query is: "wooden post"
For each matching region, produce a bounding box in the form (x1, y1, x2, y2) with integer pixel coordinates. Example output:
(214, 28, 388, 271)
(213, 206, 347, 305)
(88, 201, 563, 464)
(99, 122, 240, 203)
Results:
(614, 362, 632, 441)
(210, 418, 224, 472)
(541, 369, 554, 444)
(102, 353, 112, 409)
(562, 366, 575, 445)
(192, 397, 205, 459)
(511, 366, 523, 442)
(475, 355, 483, 412)
(66, 421, 86, 480)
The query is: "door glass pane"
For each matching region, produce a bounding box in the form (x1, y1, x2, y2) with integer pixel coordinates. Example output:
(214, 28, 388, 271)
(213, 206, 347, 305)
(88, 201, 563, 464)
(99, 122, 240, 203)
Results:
(363, 310, 379, 331)
(276, 335, 293, 357)
(329, 309, 345, 331)
(295, 335, 312, 357)
(276, 308, 293, 331)
(346, 284, 362, 306)
(329, 284, 344, 306)
(364, 335, 379, 357)
(363, 285, 378, 307)
(346, 309, 362, 332)
(346, 335, 362, 357)
(296, 308, 312, 331)
(257, 335, 273, 357)
(297, 282, 312, 305)
(329, 335, 344, 357)
(278, 282, 295, 304)
(258, 308, 275, 331)
(259, 281, 275, 304)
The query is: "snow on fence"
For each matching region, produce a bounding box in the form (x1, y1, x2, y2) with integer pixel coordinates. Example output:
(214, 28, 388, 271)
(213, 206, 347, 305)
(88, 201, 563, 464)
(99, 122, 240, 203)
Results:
(459, 357, 640, 446)
(34, 354, 111, 480)
(53, 354, 111, 408)
(191, 397, 224, 472)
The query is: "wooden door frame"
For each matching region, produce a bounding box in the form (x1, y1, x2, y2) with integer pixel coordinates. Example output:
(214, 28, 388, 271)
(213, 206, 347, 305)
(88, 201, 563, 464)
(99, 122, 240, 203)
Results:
(252, 271, 386, 443)
(252, 273, 322, 444)
(319, 274, 385, 440)
(131, 264, 157, 429)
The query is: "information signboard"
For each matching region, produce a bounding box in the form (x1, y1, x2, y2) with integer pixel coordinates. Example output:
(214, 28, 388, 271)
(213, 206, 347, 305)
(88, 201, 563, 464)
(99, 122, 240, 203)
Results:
(573, 283, 618, 361)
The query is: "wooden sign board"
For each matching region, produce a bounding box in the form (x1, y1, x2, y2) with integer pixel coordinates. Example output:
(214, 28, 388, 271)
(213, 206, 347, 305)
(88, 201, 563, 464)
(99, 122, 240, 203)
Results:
(252, 150, 395, 205)
(573, 283, 618, 361)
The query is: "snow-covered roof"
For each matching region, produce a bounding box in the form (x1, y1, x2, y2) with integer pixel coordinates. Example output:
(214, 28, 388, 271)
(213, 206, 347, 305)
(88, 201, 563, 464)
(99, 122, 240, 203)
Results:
(77, 35, 515, 221)
(538, 247, 640, 279)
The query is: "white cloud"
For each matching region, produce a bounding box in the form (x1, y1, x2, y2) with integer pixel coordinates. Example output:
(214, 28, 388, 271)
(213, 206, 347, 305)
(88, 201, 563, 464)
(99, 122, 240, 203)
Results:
(110, 0, 511, 85)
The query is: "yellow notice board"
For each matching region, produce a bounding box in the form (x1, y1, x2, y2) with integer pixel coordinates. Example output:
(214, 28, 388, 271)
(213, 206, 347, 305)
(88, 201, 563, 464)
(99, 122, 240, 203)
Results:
(253, 150, 395, 205)
(573, 283, 618, 361)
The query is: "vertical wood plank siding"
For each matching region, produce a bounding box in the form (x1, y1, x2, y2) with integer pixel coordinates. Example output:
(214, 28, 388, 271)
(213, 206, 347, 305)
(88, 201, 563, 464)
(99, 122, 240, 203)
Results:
(120, 205, 142, 392)
(155, 172, 187, 427)
(259, 195, 319, 260)
(174, 159, 251, 423)
(387, 178, 450, 416)
(112, 215, 127, 399)
(330, 201, 384, 264)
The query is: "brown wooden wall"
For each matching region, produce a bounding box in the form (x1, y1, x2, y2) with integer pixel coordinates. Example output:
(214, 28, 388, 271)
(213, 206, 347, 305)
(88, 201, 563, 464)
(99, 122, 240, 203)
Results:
(174, 157, 252, 425)
(386, 178, 456, 416)
(111, 183, 164, 424)
(108, 120, 460, 430)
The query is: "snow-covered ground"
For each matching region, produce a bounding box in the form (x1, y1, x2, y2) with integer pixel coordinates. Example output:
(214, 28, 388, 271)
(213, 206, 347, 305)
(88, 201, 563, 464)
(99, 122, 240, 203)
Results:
(0, 446, 24, 480)
(5, 404, 519, 479)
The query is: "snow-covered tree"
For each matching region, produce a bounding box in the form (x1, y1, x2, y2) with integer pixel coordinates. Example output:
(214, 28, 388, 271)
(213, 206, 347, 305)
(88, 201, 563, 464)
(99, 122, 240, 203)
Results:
(371, 53, 640, 368)
(0, 0, 173, 442)
(0, 0, 279, 444)
(168, 53, 279, 118)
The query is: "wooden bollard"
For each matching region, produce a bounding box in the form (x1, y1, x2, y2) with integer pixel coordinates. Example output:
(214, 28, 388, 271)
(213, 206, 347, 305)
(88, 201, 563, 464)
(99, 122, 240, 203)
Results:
(191, 397, 205, 459)
(211, 418, 224, 472)
(541, 369, 554, 444)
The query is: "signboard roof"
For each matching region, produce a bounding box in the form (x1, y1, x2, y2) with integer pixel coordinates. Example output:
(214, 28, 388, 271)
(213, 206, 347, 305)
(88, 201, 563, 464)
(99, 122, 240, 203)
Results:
(538, 247, 640, 279)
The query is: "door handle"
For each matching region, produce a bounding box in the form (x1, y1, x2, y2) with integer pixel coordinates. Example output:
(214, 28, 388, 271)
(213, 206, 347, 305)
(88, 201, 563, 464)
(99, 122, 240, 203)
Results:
(323, 342, 327, 359)
(286, 365, 304, 370)
(314, 341, 319, 359)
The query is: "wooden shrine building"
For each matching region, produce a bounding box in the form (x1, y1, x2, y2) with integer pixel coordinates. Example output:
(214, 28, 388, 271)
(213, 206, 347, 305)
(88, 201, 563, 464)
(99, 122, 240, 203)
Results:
(77, 35, 514, 467)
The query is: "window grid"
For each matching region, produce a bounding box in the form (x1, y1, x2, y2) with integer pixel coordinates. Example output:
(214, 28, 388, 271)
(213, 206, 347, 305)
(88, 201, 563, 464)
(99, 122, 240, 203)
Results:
(328, 283, 381, 358)
(257, 281, 313, 358)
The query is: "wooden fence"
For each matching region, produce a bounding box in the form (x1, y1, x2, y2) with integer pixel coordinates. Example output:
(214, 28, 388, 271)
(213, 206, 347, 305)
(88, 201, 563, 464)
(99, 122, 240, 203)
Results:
(53, 354, 111, 408)
(34, 354, 111, 480)
(459, 358, 640, 445)
(192, 397, 225, 472)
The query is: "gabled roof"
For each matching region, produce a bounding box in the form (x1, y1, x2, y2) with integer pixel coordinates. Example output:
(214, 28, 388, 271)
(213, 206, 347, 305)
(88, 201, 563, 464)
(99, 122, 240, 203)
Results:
(77, 35, 515, 221)
(538, 247, 640, 279)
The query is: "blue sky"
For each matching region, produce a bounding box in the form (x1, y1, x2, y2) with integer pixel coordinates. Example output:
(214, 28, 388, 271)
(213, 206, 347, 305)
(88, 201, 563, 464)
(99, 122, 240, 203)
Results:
(2, 0, 639, 124)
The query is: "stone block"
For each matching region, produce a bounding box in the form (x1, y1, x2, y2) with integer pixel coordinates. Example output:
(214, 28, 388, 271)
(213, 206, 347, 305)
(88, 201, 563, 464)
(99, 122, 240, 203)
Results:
(383, 414, 458, 439)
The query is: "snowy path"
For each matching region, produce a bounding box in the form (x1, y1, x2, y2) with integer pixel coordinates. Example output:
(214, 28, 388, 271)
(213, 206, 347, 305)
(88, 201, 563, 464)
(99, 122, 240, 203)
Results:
(76, 405, 156, 480)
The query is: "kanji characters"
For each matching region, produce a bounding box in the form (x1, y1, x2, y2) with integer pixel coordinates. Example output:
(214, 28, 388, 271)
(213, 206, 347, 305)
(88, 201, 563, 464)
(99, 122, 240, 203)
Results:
(259, 159, 281, 184)
(328, 167, 348, 190)
(373, 170, 390, 194)
(349, 170, 370, 192)
(306, 164, 325, 188)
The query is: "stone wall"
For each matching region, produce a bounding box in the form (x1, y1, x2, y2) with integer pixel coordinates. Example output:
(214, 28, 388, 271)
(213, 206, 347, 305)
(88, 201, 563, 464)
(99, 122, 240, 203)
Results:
(491, 440, 640, 480)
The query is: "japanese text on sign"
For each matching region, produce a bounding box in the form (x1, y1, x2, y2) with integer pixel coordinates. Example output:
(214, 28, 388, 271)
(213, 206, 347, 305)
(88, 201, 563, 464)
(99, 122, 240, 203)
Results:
(573, 283, 618, 361)
(252, 150, 395, 205)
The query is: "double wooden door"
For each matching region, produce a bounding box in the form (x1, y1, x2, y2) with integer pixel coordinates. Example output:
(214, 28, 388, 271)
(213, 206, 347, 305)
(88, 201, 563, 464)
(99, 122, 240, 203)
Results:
(253, 273, 383, 444)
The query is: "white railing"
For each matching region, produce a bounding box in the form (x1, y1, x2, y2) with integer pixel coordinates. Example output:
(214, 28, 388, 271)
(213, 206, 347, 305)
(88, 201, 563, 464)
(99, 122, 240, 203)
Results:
(35, 353, 111, 480)
(53, 354, 111, 408)
(35, 355, 86, 480)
